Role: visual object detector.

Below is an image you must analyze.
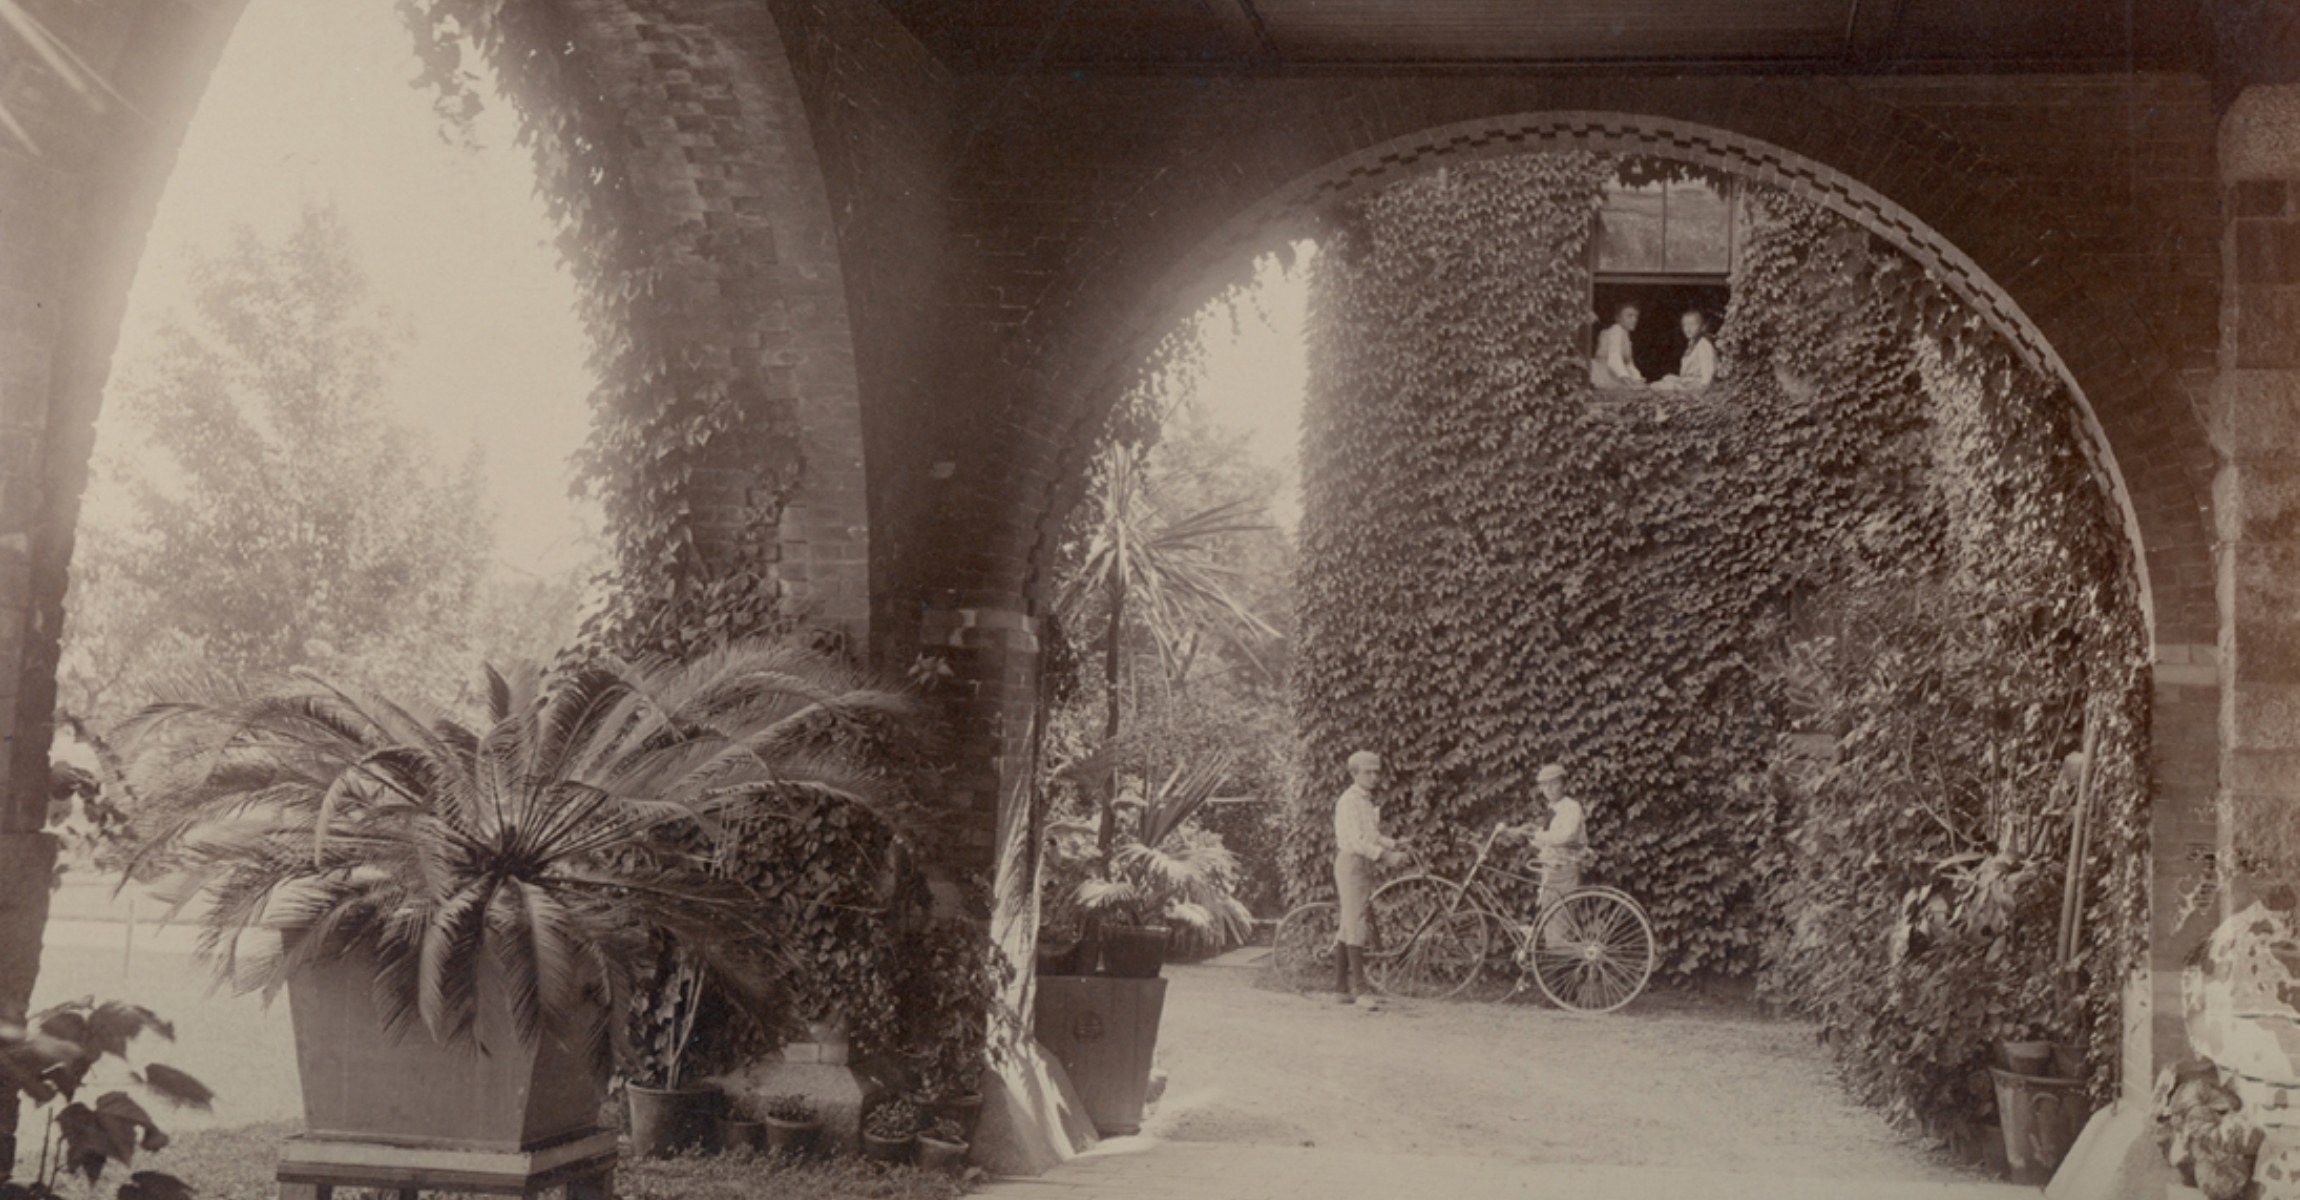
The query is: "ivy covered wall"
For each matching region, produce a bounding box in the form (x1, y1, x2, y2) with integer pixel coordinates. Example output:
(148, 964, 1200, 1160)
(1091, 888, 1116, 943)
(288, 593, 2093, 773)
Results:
(1288, 155, 1930, 976)
(1744, 193, 2149, 1144)
(1288, 155, 2147, 1139)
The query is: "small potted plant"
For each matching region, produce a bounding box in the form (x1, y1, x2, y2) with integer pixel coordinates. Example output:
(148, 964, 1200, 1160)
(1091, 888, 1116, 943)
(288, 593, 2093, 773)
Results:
(913, 1059, 986, 1145)
(915, 1115, 968, 1175)
(859, 1097, 918, 1164)
(713, 1091, 764, 1155)
(626, 959, 719, 1158)
(759, 1093, 822, 1158)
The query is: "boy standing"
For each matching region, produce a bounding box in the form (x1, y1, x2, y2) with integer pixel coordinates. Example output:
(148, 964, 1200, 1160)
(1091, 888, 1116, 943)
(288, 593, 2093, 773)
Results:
(1506, 763, 1588, 912)
(1333, 750, 1403, 1008)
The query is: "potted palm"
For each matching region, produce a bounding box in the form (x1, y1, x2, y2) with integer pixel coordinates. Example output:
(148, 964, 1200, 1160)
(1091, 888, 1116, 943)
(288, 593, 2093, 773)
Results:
(117, 638, 915, 1160)
(1052, 445, 1273, 976)
(1032, 756, 1244, 1138)
(1051, 754, 1254, 977)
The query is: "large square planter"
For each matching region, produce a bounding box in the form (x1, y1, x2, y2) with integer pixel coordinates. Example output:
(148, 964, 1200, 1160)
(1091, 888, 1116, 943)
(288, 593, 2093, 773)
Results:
(1032, 975, 1165, 1136)
(286, 951, 605, 1152)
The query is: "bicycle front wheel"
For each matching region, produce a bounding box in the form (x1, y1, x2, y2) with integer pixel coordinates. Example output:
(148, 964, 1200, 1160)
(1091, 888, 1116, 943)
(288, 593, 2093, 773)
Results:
(1270, 901, 1341, 994)
(1528, 889, 1655, 1014)
(1365, 876, 1490, 1000)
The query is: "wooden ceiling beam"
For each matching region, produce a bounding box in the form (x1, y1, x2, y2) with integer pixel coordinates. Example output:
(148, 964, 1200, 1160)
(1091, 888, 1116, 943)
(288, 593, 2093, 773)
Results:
(1843, 0, 1905, 65)
(1203, 0, 1280, 62)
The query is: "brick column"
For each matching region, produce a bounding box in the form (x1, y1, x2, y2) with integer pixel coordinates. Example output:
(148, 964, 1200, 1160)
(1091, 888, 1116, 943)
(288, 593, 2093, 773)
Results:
(557, 0, 873, 650)
(914, 600, 1041, 979)
(2212, 81, 2300, 972)
(2146, 647, 2221, 1087)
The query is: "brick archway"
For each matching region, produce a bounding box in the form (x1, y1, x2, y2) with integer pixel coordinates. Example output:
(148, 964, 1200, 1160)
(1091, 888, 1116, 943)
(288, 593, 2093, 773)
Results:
(1029, 114, 2161, 646)
(0, 0, 877, 1121)
(970, 104, 2217, 1091)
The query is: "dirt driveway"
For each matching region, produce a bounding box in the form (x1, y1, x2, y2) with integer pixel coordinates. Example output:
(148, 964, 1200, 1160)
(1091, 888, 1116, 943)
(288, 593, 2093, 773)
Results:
(1139, 961, 1979, 1184)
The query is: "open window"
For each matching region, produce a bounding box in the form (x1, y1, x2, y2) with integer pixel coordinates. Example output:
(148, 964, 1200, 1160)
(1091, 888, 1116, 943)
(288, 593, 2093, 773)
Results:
(1590, 160, 1736, 384)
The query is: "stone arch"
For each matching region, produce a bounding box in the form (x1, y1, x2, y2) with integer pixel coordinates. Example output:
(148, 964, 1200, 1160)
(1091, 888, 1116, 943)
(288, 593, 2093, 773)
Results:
(984, 107, 2209, 1086)
(0, 0, 876, 1041)
(1027, 113, 2156, 646)
(0, 0, 875, 814)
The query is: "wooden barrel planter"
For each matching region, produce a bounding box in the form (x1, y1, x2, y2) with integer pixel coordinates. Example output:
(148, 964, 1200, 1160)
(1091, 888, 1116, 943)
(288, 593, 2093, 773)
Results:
(1033, 975, 1168, 1136)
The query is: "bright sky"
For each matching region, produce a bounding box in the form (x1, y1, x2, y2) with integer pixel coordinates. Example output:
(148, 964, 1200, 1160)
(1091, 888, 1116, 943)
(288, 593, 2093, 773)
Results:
(1178, 245, 1317, 530)
(104, 0, 598, 577)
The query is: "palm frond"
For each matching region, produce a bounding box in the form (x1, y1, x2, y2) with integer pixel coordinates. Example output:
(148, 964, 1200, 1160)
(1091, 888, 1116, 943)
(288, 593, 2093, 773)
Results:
(116, 636, 923, 1058)
(1136, 751, 1235, 849)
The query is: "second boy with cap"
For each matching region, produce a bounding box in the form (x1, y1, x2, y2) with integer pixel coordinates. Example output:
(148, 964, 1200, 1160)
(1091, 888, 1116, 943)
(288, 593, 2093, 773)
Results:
(1503, 762, 1588, 912)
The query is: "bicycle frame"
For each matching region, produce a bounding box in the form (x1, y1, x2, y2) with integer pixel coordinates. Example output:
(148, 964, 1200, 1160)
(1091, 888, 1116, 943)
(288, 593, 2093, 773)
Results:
(1375, 825, 1658, 1011)
(1395, 824, 1541, 945)
(1395, 825, 1627, 948)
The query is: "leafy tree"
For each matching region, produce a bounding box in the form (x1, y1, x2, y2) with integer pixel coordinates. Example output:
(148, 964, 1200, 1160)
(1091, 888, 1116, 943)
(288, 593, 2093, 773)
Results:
(1035, 386, 1299, 947)
(62, 205, 494, 723)
(1054, 439, 1274, 859)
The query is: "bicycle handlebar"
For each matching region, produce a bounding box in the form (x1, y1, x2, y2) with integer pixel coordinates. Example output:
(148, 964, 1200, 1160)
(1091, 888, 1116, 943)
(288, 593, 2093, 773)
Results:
(1395, 822, 1515, 877)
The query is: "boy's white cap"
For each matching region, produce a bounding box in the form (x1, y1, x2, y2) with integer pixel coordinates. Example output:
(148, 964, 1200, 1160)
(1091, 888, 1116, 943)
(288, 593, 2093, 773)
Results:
(1537, 763, 1566, 782)
(1347, 750, 1383, 771)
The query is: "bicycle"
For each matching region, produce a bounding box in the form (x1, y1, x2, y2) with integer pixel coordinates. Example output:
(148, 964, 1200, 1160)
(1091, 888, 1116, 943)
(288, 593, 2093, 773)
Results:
(1267, 823, 1655, 1012)
(1368, 823, 1655, 1013)
(1268, 899, 1341, 993)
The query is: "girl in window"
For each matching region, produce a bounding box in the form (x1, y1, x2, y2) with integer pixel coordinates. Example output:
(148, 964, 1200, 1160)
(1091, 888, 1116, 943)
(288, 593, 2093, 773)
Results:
(1589, 303, 1646, 390)
(1652, 310, 1717, 392)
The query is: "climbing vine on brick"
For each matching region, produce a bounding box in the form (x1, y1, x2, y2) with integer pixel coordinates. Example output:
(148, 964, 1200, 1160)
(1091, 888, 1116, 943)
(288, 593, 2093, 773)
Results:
(1289, 155, 1926, 977)
(1287, 154, 2148, 1119)
(400, 0, 805, 656)
(1749, 193, 2149, 1147)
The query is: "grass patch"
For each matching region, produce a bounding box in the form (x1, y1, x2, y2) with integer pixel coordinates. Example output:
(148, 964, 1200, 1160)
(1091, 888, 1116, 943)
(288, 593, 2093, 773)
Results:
(623, 1148, 969, 1200)
(72, 1124, 969, 1200)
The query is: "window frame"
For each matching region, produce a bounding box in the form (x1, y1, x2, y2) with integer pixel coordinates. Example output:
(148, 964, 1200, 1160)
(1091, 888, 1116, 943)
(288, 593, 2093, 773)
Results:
(1589, 174, 1743, 284)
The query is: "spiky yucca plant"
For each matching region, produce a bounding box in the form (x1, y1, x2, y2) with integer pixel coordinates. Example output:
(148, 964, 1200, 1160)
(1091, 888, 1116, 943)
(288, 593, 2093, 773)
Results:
(1051, 754, 1254, 955)
(118, 638, 915, 1070)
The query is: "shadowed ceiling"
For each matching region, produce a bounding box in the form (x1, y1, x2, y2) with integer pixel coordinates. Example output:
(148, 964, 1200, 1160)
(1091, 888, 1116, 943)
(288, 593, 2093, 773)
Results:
(878, 0, 2229, 74)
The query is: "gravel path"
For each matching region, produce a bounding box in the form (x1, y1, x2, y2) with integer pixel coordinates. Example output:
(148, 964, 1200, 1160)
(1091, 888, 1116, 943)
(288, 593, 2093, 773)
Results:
(28, 885, 1978, 1186)
(1140, 961, 1980, 1183)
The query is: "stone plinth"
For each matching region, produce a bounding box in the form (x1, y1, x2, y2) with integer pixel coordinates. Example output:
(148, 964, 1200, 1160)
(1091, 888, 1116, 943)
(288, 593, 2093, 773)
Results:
(712, 1043, 866, 1155)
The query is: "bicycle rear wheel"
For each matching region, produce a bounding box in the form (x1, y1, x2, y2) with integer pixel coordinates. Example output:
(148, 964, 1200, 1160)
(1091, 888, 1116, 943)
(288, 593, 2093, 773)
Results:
(1269, 901, 1341, 994)
(1365, 876, 1489, 1000)
(1527, 889, 1655, 1014)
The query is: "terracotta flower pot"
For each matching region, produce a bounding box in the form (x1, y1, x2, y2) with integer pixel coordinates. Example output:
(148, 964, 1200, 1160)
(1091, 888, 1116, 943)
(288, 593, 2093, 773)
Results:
(715, 1116, 764, 1153)
(916, 1135, 968, 1175)
(1998, 1038, 2053, 1077)
(859, 1131, 914, 1164)
(627, 1084, 717, 1157)
(924, 1092, 985, 1142)
(761, 1114, 822, 1157)
(1990, 1067, 2088, 1186)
